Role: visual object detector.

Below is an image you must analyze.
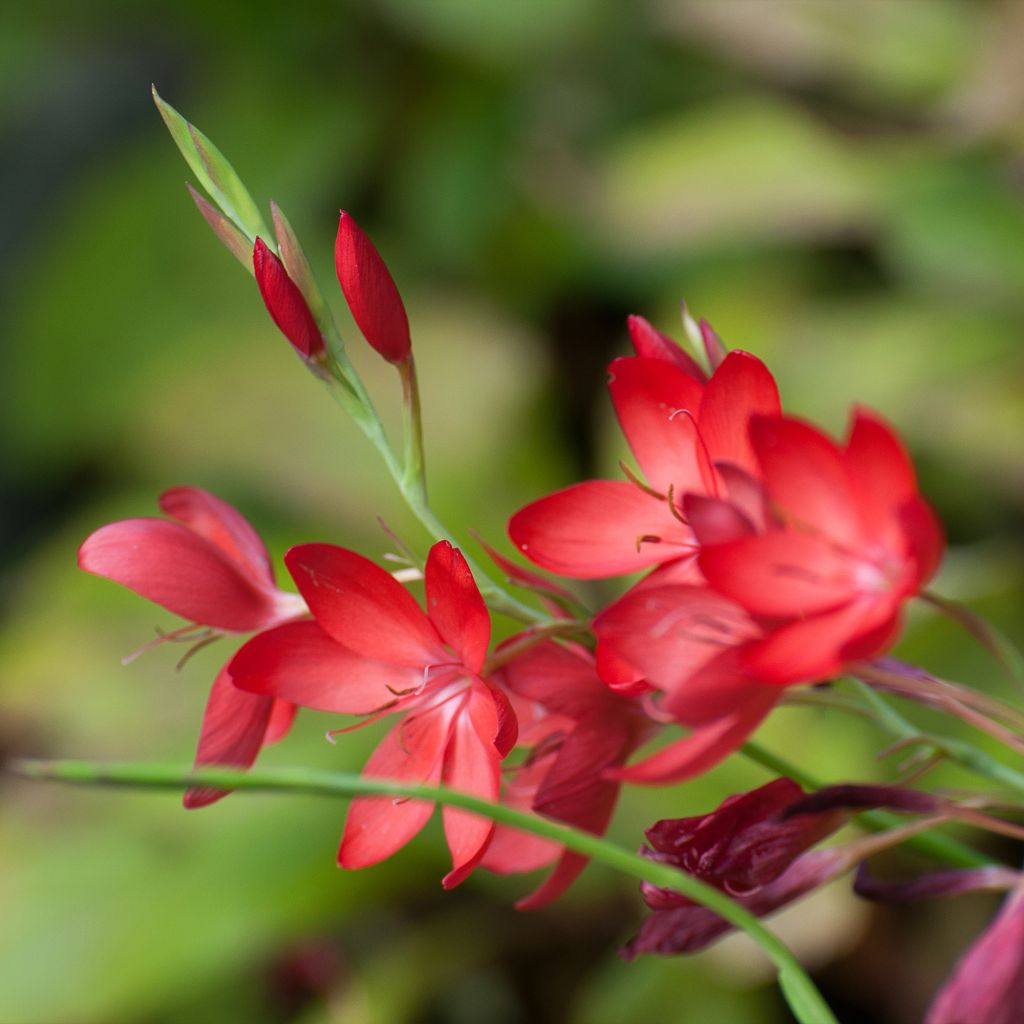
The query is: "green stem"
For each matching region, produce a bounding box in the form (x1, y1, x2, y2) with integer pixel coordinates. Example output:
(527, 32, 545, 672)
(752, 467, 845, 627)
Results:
(741, 742, 994, 870)
(922, 591, 1024, 694)
(10, 758, 836, 1024)
(319, 372, 546, 625)
(399, 355, 427, 506)
(847, 677, 1024, 797)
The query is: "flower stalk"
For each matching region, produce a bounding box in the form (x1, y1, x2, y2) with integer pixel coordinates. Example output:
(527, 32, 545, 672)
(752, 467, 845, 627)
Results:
(9, 757, 837, 1024)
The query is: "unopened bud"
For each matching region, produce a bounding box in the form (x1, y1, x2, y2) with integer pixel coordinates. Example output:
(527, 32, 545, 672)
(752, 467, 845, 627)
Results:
(253, 238, 325, 360)
(334, 211, 411, 365)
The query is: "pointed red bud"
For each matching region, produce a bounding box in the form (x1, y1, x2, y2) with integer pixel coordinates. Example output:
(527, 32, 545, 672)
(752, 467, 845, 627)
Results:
(334, 211, 411, 364)
(253, 238, 325, 360)
(626, 315, 707, 381)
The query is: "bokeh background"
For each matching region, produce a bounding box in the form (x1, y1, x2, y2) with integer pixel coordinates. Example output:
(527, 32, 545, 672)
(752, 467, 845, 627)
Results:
(4, 1, 1024, 1021)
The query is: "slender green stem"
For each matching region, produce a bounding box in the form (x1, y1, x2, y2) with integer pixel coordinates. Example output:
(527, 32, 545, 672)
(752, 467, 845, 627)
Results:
(847, 677, 1024, 796)
(848, 678, 918, 741)
(10, 758, 836, 1024)
(318, 372, 546, 625)
(922, 591, 1024, 694)
(741, 742, 994, 869)
(399, 355, 427, 505)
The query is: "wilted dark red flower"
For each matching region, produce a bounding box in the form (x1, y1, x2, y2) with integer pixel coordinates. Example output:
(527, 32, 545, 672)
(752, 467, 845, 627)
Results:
(623, 778, 851, 958)
(623, 847, 847, 959)
(643, 778, 844, 895)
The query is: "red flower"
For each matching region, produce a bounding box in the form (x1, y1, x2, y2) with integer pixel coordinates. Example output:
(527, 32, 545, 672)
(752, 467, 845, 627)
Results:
(78, 487, 306, 807)
(334, 211, 411, 365)
(508, 349, 779, 578)
(689, 409, 944, 684)
(229, 540, 515, 888)
(253, 238, 325, 360)
(593, 582, 777, 783)
(483, 640, 653, 907)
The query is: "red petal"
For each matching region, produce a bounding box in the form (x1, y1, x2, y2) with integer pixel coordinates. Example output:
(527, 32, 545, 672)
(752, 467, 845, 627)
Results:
(498, 640, 607, 719)
(844, 408, 917, 546)
(338, 708, 452, 869)
(608, 357, 710, 496)
(742, 597, 897, 685)
(634, 555, 704, 587)
(183, 667, 275, 808)
(158, 486, 275, 588)
(285, 544, 445, 666)
(533, 709, 629, 823)
(515, 852, 591, 911)
(899, 495, 944, 590)
(518, 711, 634, 909)
(613, 693, 776, 784)
(662, 648, 775, 727)
(698, 351, 780, 473)
(441, 685, 503, 888)
(627, 315, 706, 381)
(264, 700, 297, 745)
(593, 585, 760, 696)
(594, 639, 649, 695)
(253, 238, 324, 359)
(592, 559, 708, 693)
(482, 820, 562, 876)
(509, 480, 693, 578)
(684, 494, 756, 546)
(750, 415, 863, 547)
(229, 620, 417, 714)
(486, 680, 520, 757)
(698, 532, 857, 618)
(481, 751, 563, 876)
(424, 542, 490, 674)
(716, 463, 775, 531)
(334, 211, 410, 364)
(79, 518, 284, 631)
(839, 608, 903, 664)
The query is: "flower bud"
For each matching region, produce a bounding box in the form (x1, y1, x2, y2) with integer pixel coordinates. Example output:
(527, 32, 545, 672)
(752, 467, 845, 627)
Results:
(334, 211, 411, 364)
(253, 238, 325, 360)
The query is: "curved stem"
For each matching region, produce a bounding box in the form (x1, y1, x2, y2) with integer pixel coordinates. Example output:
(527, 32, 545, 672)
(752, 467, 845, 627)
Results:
(399, 355, 427, 505)
(10, 758, 836, 1024)
(321, 374, 546, 624)
(922, 591, 1024, 694)
(741, 741, 994, 870)
(847, 676, 1024, 797)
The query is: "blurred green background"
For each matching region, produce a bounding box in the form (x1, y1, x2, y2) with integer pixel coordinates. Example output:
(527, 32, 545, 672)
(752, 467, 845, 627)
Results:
(3, 1, 1024, 1021)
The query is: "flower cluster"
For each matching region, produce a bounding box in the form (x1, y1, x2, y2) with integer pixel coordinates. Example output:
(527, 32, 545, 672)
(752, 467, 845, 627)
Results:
(74, 94, 1024, 1024)
(80, 201, 942, 896)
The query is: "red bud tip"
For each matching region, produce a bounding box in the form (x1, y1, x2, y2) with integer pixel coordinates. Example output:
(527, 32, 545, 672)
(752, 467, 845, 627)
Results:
(334, 211, 411, 365)
(253, 238, 325, 360)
